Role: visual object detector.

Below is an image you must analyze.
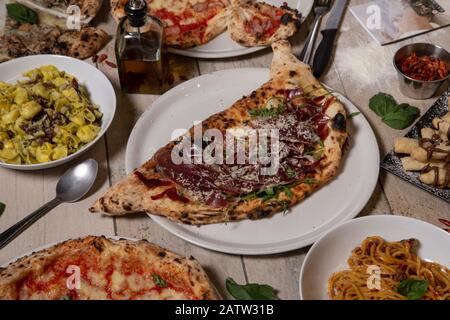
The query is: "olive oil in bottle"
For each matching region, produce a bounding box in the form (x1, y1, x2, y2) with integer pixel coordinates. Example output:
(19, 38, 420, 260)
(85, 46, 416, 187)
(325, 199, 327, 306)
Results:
(115, 0, 168, 94)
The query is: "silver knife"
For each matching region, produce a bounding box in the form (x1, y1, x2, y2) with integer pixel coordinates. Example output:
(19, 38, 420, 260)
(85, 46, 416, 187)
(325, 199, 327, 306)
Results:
(312, 0, 349, 77)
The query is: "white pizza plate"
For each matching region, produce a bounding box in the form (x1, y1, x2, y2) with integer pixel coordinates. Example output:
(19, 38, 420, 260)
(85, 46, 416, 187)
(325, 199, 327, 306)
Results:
(299, 215, 450, 300)
(125, 68, 380, 255)
(0, 55, 116, 170)
(169, 0, 314, 58)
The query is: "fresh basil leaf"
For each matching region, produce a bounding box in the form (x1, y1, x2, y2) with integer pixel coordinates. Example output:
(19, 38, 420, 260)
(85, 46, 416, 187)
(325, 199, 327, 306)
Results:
(226, 277, 279, 300)
(59, 295, 72, 300)
(348, 112, 361, 119)
(0, 202, 5, 216)
(397, 279, 429, 300)
(381, 103, 420, 130)
(6, 3, 38, 25)
(152, 274, 167, 288)
(369, 92, 397, 117)
(369, 93, 420, 130)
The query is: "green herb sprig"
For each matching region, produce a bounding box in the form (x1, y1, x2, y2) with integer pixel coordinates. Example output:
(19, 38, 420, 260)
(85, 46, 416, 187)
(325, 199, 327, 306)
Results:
(152, 274, 168, 288)
(6, 3, 38, 24)
(348, 112, 361, 119)
(397, 279, 429, 300)
(249, 97, 285, 118)
(369, 93, 420, 130)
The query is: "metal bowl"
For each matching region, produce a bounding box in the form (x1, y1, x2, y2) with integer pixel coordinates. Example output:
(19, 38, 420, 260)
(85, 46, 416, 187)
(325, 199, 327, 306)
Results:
(393, 43, 450, 100)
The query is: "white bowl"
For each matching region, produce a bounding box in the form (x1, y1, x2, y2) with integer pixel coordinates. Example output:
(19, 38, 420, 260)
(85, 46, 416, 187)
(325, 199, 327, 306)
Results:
(0, 55, 116, 170)
(299, 215, 450, 300)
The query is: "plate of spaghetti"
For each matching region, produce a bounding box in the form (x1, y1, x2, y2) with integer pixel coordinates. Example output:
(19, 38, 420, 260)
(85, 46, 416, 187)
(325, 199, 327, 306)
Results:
(299, 215, 450, 300)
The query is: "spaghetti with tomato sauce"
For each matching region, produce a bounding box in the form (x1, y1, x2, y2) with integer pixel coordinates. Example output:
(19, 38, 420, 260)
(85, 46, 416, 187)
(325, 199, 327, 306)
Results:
(328, 237, 450, 300)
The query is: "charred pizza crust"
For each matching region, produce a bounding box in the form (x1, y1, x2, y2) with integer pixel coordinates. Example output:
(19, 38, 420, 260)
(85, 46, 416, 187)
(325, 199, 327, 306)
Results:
(90, 40, 348, 225)
(57, 27, 109, 59)
(0, 236, 218, 300)
(227, 1, 301, 46)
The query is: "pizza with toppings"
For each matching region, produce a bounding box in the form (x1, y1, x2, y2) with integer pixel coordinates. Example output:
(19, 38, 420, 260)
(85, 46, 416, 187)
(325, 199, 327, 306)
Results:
(110, 0, 231, 48)
(90, 40, 348, 225)
(0, 236, 218, 300)
(228, 1, 301, 46)
(110, 0, 301, 48)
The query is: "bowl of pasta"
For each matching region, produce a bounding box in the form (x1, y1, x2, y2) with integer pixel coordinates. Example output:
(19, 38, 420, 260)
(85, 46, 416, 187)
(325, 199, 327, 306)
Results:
(299, 215, 450, 300)
(0, 55, 116, 170)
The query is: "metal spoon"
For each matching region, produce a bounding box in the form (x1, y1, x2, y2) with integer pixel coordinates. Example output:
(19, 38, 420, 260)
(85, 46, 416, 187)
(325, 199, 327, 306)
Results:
(0, 159, 98, 249)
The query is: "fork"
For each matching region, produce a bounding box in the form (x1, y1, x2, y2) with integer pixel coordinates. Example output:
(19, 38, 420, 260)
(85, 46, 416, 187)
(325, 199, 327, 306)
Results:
(299, 0, 333, 65)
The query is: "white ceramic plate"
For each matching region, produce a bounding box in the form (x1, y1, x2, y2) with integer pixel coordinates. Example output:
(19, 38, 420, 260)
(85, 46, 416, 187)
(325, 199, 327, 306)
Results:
(170, 0, 314, 58)
(299, 215, 450, 300)
(0, 55, 116, 170)
(125, 68, 380, 255)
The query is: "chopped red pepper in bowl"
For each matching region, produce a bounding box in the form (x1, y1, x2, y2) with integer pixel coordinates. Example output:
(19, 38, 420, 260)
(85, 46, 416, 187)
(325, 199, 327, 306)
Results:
(399, 53, 449, 81)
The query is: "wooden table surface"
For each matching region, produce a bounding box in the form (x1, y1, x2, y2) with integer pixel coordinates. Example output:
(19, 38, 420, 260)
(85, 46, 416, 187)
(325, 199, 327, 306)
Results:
(1, 0, 449, 299)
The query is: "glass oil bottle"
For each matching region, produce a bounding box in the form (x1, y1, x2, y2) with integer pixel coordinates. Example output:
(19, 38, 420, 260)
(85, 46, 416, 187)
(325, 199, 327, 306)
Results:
(115, 0, 168, 94)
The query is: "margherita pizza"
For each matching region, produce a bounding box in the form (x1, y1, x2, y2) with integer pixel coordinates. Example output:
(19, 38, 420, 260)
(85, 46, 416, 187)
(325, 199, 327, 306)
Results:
(228, 1, 301, 46)
(89, 41, 348, 225)
(0, 236, 218, 300)
(110, 0, 301, 48)
(111, 0, 231, 48)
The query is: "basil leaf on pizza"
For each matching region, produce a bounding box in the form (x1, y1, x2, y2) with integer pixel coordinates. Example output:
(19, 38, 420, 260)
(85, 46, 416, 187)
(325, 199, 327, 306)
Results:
(152, 274, 168, 288)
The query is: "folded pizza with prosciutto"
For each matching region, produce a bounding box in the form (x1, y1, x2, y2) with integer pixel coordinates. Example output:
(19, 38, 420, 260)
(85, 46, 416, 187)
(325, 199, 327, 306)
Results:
(0, 236, 218, 300)
(90, 40, 348, 225)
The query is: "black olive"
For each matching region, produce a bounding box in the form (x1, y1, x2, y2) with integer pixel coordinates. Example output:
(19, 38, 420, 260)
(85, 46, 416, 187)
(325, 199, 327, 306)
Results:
(280, 13, 293, 25)
(332, 112, 346, 131)
(80, 33, 89, 42)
